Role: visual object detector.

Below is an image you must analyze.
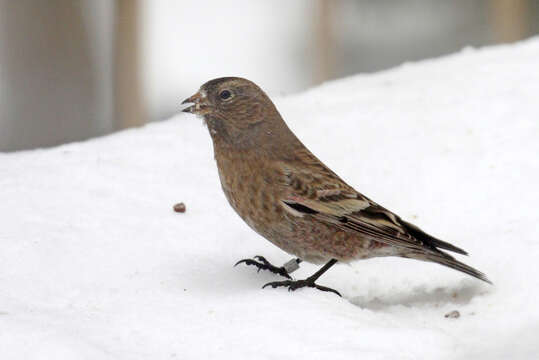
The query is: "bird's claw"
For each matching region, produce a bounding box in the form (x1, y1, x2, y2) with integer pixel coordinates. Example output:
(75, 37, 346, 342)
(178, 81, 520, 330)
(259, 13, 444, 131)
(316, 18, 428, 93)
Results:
(234, 255, 292, 279)
(262, 279, 341, 297)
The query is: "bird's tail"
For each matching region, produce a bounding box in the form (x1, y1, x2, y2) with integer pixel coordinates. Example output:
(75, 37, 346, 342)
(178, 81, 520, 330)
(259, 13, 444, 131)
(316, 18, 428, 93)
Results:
(405, 251, 492, 284)
(401, 220, 469, 255)
(399, 220, 491, 284)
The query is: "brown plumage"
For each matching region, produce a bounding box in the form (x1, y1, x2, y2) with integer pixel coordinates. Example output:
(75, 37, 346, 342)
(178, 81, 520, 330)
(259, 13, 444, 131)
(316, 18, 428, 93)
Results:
(182, 77, 491, 296)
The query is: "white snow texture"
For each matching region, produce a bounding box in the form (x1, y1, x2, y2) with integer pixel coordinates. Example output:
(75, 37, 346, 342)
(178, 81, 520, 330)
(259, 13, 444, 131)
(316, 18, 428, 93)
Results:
(1, 38, 539, 359)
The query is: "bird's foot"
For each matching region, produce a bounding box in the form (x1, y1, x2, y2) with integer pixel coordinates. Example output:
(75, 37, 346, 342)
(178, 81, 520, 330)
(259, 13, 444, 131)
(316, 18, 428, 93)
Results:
(262, 278, 341, 297)
(234, 255, 292, 279)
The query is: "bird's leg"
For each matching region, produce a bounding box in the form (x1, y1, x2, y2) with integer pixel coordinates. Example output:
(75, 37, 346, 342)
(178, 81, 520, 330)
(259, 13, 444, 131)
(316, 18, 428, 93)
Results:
(234, 256, 302, 280)
(262, 259, 341, 297)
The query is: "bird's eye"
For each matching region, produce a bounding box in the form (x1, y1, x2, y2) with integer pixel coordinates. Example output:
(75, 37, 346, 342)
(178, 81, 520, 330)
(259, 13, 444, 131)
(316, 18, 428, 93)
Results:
(219, 90, 232, 100)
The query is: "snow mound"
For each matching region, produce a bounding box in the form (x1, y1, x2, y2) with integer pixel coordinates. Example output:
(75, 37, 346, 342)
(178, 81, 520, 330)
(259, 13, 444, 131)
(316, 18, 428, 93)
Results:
(2, 38, 539, 359)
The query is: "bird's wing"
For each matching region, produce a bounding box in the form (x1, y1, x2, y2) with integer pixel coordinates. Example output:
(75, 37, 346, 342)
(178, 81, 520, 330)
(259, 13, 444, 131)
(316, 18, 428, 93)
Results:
(283, 189, 429, 253)
(277, 152, 465, 255)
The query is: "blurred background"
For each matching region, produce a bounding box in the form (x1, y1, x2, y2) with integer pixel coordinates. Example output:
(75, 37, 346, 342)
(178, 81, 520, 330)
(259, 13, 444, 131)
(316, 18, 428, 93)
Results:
(0, 0, 538, 152)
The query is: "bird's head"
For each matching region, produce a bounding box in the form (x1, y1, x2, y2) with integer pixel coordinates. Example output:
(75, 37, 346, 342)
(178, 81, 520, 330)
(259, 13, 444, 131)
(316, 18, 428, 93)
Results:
(182, 77, 284, 147)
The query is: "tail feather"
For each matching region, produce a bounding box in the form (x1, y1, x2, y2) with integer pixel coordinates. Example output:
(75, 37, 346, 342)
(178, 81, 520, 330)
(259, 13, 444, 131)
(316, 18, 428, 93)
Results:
(402, 220, 468, 255)
(400, 220, 491, 284)
(407, 251, 492, 284)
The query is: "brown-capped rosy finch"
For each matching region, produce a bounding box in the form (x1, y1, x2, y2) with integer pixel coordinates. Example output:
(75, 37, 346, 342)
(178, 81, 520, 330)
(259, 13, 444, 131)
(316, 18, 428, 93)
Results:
(182, 77, 491, 296)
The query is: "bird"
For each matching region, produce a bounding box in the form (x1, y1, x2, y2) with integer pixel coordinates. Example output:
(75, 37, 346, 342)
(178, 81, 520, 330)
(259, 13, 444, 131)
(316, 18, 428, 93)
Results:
(182, 77, 491, 296)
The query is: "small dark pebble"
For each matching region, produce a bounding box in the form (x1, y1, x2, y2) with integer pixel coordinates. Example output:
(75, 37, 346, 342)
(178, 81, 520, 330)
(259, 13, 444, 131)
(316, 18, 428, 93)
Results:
(173, 202, 186, 213)
(444, 310, 460, 319)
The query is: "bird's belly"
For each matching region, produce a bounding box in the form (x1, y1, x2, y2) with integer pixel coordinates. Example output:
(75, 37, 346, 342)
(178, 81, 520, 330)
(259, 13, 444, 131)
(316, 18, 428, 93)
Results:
(283, 216, 398, 263)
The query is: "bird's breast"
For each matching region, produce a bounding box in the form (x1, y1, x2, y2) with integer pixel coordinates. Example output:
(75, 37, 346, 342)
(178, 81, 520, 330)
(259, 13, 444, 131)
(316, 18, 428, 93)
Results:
(215, 152, 286, 234)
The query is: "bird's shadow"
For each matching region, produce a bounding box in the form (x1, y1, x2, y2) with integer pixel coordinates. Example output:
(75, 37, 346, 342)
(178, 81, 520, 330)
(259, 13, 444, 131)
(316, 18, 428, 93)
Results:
(176, 254, 491, 306)
(348, 281, 489, 311)
(176, 254, 286, 295)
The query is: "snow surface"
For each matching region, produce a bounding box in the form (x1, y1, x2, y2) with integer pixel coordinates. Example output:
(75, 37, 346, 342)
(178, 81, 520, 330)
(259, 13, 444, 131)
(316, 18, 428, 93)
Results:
(2, 38, 539, 359)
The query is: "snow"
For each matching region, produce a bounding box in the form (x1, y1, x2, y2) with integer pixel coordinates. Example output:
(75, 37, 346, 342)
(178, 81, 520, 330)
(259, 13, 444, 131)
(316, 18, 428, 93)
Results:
(2, 37, 539, 359)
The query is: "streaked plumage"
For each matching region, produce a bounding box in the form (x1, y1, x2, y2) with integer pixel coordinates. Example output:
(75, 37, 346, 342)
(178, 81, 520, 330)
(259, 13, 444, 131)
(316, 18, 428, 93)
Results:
(182, 77, 490, 295)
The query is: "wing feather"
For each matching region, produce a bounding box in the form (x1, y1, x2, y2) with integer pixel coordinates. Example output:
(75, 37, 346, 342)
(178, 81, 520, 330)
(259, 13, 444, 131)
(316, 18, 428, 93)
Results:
(285, 196, 429, 252)
(278, 157, 450, 254)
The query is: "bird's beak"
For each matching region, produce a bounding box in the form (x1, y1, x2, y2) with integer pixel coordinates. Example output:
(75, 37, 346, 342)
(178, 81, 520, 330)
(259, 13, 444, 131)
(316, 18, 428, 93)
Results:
(181, 90, 211, 115)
